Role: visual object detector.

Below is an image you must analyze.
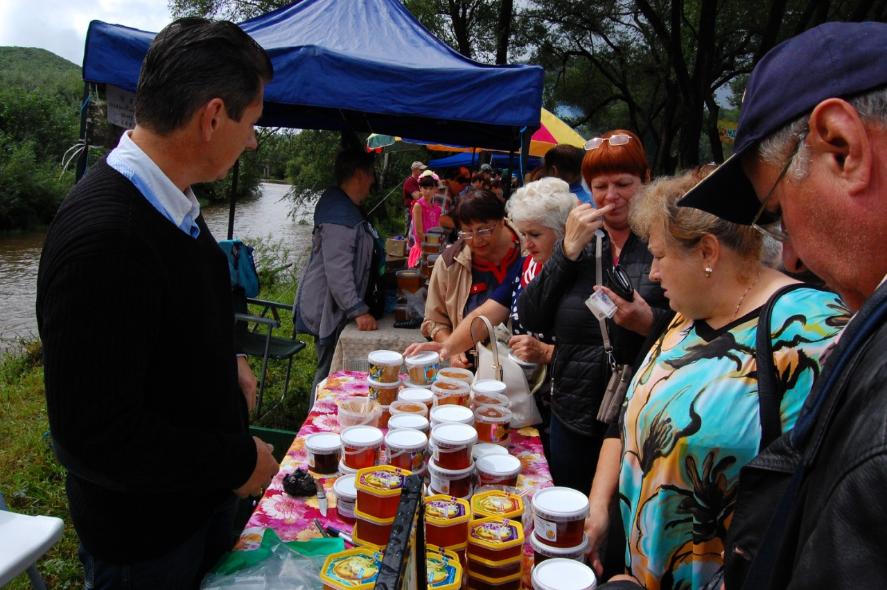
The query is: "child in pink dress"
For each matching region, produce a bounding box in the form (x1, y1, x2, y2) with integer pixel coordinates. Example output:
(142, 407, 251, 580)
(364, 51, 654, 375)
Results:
(408, 173, 443, 267)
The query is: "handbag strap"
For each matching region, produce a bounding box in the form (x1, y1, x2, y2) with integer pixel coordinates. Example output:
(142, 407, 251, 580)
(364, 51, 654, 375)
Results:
(595, 232, 616, 370)
(469, 315, 502, 380)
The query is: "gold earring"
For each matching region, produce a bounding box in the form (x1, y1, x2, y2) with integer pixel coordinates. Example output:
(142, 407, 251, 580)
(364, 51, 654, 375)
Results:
(704, 266, 713, 278)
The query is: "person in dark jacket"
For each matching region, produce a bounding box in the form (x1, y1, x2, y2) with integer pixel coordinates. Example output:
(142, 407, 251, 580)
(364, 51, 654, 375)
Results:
(517, 129, 670, 495)
(36, 18, 279, 589)
(671, 22, 887, 590)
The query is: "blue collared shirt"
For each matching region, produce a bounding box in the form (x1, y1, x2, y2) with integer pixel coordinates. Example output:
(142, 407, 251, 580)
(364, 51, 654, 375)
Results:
(107, 131, 201, 238)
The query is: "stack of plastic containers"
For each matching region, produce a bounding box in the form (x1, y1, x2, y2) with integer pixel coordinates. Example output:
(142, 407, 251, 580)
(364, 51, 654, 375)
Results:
(530, 487, 590, 565)
(384, 428, 428, 475)
(340, 425, 384, 475)
(466, 517, 525, 590)
(428, 423, 478, 498)
(352, 465, 411, 548)
(426, 546, 464, 590)
(367, 350, 403, 425)
(425, 495, 472, 569)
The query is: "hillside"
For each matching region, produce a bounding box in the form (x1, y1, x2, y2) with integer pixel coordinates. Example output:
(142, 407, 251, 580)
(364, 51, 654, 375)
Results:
(0, 46, 80, 96)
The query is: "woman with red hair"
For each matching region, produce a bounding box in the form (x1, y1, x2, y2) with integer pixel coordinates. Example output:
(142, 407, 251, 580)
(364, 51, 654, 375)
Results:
(517, 130, 672, 500)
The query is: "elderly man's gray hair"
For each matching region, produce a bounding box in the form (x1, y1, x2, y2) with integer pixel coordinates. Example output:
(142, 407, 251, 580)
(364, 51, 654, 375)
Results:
(758, 86, 887, 181)
(506, 176, 577, 240)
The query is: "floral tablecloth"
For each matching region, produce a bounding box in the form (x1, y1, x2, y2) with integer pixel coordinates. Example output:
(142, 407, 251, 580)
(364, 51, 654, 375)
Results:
(236, 371, 553, 587)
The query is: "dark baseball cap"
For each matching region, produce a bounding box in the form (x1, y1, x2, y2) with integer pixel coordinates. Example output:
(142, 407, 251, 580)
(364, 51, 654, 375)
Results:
(679, 21, 887, 224)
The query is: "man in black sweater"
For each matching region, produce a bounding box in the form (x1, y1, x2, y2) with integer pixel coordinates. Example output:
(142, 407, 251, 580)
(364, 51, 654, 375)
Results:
(36, 18, 278, 589)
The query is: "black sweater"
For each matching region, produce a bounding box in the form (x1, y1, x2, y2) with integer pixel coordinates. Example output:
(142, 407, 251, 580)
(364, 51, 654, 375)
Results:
(36, 161, 256, 562)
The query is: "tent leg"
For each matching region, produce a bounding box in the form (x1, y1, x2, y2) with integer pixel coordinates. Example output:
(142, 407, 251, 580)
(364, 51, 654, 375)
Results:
(75, 83, 91, 183)
(227, 159, 240, 240)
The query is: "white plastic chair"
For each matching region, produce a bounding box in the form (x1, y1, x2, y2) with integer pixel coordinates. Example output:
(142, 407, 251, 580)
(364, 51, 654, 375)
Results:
(0, 492, 63, 589)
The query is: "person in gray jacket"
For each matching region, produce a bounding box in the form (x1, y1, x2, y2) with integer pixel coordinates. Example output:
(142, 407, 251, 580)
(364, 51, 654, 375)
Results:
(296, 147, 380, 403)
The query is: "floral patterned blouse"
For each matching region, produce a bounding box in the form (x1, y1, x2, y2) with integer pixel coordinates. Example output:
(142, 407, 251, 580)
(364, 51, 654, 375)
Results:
(618, 286, 849, 589)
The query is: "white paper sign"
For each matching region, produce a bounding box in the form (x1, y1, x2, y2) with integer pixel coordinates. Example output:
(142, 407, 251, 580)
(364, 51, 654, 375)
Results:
(106, 85, 136, 129)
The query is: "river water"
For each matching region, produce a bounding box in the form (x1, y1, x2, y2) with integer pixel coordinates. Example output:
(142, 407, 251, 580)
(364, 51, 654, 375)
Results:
(0, 182, 314, 353)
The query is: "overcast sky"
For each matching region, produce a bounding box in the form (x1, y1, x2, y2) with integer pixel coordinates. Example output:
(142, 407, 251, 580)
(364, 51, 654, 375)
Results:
(0, 0, 173, 65)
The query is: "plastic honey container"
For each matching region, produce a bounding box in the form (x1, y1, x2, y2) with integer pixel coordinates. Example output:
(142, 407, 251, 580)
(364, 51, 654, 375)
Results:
(432, 379, 471, 406)
(431, 423, 478, 469)
(398, 387, 434, 411)
(338, 397, 382, 429)
(467, 517, 525, 562)
(437, 367, 474, 385)
(387, 413, 430, 434)
(430, 404, 475, 427)
(425, 495, 472, 548)
(341, 425, 384, 470)
(472, 443, 509, 461)
(367, 350, 403, 383)
(531, 558, 597, 590)
(367, 377, 400, 406)
(470, 390, 510, 410)
(467, 570, 522, 590)
(529, 533, 588, 565)
(320, 547, 382, 590)
(354, 465, 411, 519)
(426, 546, 463, 590)
(384, 428, 428, 473)
(396, 269, 424, 293)
(472, 379, 507, 399)
(379, 405, 391, 429)
(333, 474, 358, 523)
(428, 459, 475, 499)
(531, 487, 589, 548)
(339, 459, 358, 477)
(467, 553, 523, 579)
(390, 399, 429, 418)
(476, 454, 521, 487)
(474, 405, 512, 444)
(353, 505, 396, 548)
(404, 351, 441, 386)
(305, 432, 342, 475)
(471, 489, 524, 521)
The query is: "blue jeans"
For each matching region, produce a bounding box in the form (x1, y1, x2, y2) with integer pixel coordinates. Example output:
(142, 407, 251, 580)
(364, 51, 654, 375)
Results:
(79, 496, 237, 590)
(548, 413, 605, 495)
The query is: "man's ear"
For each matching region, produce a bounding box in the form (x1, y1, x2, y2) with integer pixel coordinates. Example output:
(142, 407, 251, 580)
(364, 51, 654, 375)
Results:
(197, 98, 226, 142)
(807, 98, 871, 195)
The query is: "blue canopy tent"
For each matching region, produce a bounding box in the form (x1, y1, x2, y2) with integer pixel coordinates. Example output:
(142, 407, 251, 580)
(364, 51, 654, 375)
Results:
(428, 152, 542, 171)
(81, 0, 543, 152)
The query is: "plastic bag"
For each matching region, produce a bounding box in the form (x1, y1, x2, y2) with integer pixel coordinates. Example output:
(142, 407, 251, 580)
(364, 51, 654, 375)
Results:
(201, 529, 344, 590)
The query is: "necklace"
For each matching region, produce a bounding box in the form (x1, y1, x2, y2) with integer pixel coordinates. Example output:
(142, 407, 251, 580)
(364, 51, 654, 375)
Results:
(732, 269, 761, 320)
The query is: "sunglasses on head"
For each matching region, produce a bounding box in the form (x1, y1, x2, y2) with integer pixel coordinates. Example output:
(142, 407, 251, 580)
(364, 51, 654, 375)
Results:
(584, 134, 632, 151)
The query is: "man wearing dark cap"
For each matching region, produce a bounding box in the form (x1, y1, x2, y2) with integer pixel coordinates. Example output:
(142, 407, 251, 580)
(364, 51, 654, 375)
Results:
(678, 21, 887, 590)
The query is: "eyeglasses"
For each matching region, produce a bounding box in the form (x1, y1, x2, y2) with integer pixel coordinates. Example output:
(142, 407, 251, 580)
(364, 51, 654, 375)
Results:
(584, 134, 632, 151)
(458, 225, 496, 241)
(749, 132, 806, 243)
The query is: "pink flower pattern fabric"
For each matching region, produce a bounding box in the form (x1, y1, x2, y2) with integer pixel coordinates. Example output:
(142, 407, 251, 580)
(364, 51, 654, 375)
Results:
(236, 371, 553, 587)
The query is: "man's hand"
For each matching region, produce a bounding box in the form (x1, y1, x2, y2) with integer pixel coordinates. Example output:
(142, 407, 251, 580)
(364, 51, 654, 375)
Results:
(234, 436, 279, 498)
(507, 335, 552, 364)
(563, 204, 613, 261)
(355, 313, 377, 331)
(404, 341, 442, 358)
(236, 356, 257, 413)
(594, 286, 655, 336)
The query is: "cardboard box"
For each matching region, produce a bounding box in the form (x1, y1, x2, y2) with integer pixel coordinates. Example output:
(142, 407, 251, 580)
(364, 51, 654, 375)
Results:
(386, 237, 407, 258)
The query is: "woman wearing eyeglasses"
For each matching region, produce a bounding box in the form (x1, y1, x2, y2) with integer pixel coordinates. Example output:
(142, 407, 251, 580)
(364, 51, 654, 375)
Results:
(517, 130, 671, 497)
(583, 170, 848, 589)
(419, 189, 524, 367)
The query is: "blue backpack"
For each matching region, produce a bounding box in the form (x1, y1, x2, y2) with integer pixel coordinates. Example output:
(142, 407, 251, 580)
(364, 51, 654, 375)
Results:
(218, 239, 260, 297)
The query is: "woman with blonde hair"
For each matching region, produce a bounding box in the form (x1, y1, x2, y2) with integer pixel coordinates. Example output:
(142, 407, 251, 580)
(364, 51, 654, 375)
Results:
(585, 170, 849, 589)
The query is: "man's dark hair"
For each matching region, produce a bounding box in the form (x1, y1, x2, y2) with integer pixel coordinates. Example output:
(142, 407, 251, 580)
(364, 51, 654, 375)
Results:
(454, 189, 505, 227)
(135, 17, 273, 134)
(334, 148, 376, 185)
(544, 145, 585, 182)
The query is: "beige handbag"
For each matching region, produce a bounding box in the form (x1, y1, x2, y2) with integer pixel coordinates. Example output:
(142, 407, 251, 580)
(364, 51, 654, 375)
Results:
(470, 315, 543, 428)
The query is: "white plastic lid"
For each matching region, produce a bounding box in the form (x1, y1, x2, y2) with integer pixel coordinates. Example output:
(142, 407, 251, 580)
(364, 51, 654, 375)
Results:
(333, 474, 357, 501)
(531, 558, 597, 590)
(532, 487, 590, 519)
(404, 351, 440, 367)
(387, 414, 429, 431)
(368, 350, 403, 366)
(529, 532, 589, 556)
(474, 404, 512, 423)
(305, 432, 342, 452)
(367, 376, 401, 388)
(338, 459, 358, 475)
(340, 425, 384, 447)
(385, 428, 427, 451)
(476, 453, 521, 477)
(430, 405, 475, 425)
(472, 443, 509, 460)
(472, 379, 507, 395)
(431, 423, 478, 447)
(399, 387, 433, 403)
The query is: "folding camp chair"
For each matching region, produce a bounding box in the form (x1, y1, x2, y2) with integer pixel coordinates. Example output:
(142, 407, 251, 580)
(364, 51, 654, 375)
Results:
(0, 491, 63, 589)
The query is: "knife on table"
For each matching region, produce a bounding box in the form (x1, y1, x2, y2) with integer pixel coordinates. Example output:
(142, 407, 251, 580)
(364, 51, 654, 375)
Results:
(315, 480, 328, 516)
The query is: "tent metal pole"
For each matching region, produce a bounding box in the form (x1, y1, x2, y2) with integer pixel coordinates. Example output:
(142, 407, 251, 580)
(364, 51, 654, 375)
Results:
(227, 159, 240, 240)
(75, 83, 91, 183)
